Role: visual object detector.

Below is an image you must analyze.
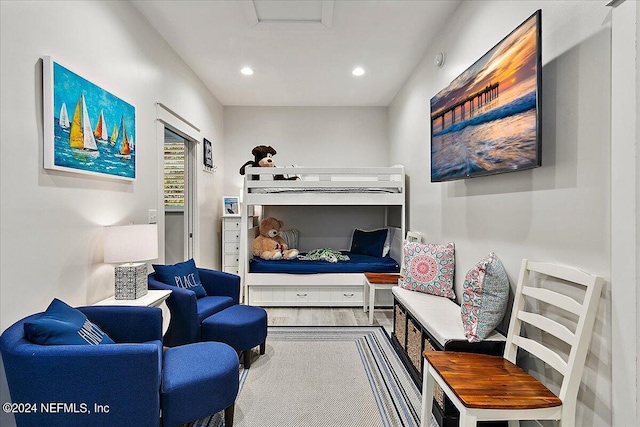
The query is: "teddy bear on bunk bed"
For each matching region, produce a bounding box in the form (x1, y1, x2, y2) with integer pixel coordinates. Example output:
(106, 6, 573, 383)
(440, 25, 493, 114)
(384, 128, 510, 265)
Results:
(239, 145, 299, 181)
(253, 217, 300, 260)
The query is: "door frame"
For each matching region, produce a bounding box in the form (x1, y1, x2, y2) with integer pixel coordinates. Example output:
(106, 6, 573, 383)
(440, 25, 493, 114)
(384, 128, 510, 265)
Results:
(156, 103, 201, 264)
(610, 1, 639, 425)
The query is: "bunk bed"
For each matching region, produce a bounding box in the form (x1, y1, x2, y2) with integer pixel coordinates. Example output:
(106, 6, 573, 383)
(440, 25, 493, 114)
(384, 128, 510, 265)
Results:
(240, 166, 406, 307)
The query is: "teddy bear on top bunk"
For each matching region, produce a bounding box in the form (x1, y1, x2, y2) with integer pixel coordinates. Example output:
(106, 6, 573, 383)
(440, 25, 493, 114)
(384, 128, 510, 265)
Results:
(253, 217, 300, 260)
(239, 145, 299, 181)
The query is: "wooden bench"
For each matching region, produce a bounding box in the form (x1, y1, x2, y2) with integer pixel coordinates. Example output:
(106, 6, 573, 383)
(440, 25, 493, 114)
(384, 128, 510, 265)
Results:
(391, 286, 506, 427)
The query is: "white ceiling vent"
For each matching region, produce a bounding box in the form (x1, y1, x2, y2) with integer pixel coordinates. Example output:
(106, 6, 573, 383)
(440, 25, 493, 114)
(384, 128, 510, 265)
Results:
(243, 0, 334, 29)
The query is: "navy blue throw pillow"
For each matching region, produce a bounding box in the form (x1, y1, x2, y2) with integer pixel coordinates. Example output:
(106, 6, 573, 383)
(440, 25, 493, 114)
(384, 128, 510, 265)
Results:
(152, 259, 207, 298)
(24, 298, 115, 345)
(350, 228, 389, 258)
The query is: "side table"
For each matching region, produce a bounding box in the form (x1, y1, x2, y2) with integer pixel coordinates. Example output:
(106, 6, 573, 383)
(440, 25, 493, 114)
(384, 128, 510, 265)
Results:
(363, 272, 402, 325)
(94, 289, 172, 334)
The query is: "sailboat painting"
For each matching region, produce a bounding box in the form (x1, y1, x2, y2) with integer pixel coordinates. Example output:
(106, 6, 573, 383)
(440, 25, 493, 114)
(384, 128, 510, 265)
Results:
(94, 110, 109, 144)
(110, 123, 119, 146)
(114, 115, 131, 160)
(59, 103, 69, 130)
(69, 93, 99, 157)
(43, 56, 136, 180)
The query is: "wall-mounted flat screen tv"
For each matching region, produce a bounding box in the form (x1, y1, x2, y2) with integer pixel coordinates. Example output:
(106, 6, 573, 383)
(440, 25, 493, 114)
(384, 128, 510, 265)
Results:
(430, 10, 542, 182)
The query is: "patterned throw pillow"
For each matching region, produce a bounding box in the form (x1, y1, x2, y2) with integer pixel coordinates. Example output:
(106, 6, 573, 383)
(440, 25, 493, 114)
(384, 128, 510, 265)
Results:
(24, 299, 115, 345)
(399, 241, 455, 299)
(460, 252, 509, 342)
(152, 259, 208, 298)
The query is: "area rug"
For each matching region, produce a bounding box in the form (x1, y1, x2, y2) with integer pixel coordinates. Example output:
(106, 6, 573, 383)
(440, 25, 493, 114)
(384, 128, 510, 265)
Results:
(185, 326, 437, 427)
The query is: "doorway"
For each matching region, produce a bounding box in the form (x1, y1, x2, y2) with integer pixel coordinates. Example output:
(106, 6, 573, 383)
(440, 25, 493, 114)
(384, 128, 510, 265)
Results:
(163, 127, 196, 264)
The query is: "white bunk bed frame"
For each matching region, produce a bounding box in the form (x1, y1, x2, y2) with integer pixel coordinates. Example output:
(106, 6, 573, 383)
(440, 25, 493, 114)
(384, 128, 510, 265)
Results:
(240, 166, 406, 307)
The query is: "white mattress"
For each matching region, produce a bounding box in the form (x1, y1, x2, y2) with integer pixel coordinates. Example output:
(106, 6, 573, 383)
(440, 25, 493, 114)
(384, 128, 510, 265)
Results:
(249, 187, 401, 194)
(392, 286, 505, 347)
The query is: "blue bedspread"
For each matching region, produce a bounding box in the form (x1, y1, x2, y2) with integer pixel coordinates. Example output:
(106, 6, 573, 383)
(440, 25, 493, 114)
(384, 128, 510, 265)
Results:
(249, 252, 400, 274)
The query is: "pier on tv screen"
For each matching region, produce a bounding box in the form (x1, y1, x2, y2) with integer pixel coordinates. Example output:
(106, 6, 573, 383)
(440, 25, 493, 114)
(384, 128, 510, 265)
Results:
(430, 10, 542, 182)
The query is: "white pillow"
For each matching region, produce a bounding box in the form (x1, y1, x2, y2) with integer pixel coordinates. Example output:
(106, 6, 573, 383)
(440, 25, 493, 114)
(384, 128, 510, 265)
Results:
(382, 229, 391, 257)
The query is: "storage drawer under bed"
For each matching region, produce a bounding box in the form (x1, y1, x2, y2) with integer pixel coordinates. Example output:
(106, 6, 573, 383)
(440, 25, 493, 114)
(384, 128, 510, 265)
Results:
(249, 286, 363, 306)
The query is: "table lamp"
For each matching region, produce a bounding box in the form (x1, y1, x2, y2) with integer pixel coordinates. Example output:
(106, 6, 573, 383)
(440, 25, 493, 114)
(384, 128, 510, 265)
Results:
(104, 223, 158, 300)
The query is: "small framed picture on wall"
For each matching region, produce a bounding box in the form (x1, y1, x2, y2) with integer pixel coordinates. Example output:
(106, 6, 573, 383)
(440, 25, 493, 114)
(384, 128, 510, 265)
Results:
(223, 196, 240, 216)
(203, 138, 215, 172)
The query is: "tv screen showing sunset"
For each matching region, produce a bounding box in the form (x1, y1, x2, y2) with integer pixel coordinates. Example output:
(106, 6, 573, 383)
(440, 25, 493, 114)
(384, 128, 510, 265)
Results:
(430, 10, 541, 182)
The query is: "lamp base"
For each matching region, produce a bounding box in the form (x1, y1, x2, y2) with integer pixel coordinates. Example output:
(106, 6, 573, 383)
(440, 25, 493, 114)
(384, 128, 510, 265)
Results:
(114, 263, 148, 300)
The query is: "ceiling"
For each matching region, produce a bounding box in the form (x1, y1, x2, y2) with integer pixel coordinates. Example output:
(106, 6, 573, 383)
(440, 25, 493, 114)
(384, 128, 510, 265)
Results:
(132, 0, 462, 107)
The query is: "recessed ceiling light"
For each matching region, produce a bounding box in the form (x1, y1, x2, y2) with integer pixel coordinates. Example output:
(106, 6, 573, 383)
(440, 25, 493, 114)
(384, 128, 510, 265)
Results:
(241, 67, 254, 76)
(352, 67, 365, 77)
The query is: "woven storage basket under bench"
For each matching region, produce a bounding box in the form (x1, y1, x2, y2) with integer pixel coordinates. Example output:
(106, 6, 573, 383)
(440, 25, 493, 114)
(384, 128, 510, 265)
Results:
(391, 286, 507, 427)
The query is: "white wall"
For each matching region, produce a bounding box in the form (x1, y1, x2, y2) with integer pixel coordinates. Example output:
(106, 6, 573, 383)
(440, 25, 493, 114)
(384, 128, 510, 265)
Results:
(223, 107, 391, 245)
(389, 1, 613, 425)
(0, 1, 224, 328)
(223, 106, 389, 196)
(0, 2, 225, 424)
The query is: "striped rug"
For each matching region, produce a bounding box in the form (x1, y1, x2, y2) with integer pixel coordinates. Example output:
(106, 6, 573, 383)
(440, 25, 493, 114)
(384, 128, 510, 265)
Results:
(185, 326, 437, 427)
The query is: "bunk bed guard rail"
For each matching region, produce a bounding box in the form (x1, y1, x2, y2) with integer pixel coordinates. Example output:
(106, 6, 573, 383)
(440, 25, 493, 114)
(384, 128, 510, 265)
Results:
(243, 166, 405, 193)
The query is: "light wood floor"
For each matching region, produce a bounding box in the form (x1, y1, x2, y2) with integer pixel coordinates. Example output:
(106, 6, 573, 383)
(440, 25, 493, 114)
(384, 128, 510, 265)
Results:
(264, 307, 394, 334)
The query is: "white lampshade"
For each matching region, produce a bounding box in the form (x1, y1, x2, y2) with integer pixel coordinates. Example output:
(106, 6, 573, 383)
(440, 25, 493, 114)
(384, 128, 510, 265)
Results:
(104, 224, 158, 264)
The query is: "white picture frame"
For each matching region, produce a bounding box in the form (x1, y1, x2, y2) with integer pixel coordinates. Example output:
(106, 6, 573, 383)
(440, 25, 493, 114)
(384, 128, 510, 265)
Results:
(43, 56, 137, 181)
(223, 196, 240, 216)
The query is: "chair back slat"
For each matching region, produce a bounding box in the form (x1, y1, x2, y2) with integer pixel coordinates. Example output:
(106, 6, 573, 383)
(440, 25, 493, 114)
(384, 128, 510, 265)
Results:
(517, 311, 576, 346)
(521, 287, 582, 316)
(559, 277, 603, 401)
(527, 261, 598, 286)
(512, 335, 568, 376)
(505, 259, 604, 403)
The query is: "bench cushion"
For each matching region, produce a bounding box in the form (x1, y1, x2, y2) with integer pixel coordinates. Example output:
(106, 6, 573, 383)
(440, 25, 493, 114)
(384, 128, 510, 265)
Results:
(392, 286, 505, 347)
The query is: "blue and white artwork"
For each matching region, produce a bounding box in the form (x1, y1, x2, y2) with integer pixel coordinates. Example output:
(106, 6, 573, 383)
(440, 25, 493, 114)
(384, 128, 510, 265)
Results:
(43, 57, 136, 180)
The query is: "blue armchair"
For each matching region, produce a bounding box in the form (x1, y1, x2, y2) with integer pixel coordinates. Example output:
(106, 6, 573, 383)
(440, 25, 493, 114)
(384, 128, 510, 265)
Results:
(0, 305, 239, 427)
(148, 268, 240, 347)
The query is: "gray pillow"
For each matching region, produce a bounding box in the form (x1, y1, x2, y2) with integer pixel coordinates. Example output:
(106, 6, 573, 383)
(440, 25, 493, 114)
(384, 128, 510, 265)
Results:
(279, 229, 299, 249)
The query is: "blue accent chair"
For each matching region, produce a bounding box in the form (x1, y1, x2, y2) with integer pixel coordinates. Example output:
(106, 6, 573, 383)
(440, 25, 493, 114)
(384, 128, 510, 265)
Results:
(148, 267, 268, 367)
(0, 305, 239, 427)
(148, 268, 240, 347)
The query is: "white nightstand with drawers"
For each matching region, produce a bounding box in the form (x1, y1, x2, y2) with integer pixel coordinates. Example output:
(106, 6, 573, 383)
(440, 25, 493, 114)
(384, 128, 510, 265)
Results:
(222, 215, 258, 274)
(222, 215, 242, 275)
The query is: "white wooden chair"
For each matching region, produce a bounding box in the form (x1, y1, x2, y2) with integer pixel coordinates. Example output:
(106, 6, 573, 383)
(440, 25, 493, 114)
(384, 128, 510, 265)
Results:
(406, 230, 422, 243)
(420, 259, 604, 427)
